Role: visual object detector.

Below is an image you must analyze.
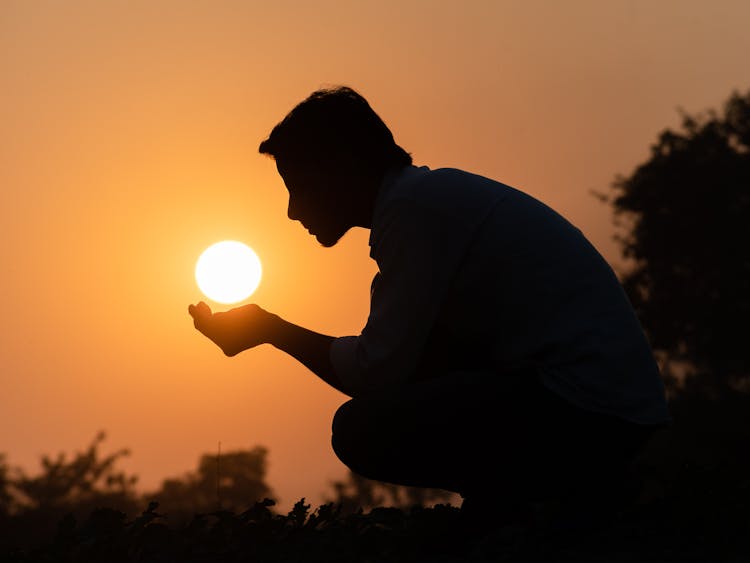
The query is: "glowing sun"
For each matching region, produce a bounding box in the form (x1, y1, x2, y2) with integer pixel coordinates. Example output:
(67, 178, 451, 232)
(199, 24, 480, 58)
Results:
(195, 240, 262, 304)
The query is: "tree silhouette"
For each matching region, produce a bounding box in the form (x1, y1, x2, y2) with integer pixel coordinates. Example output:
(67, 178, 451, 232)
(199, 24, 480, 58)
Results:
(147, 445, 274, 526)
(0, 454, 13, 517)
(0, 432, 141, 550)
(12, 431, 138, 513)
(0, 435, 277, 550)
(605, 89, 750, 395)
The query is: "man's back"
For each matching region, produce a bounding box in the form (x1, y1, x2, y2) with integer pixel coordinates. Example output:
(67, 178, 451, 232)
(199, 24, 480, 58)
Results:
(359, 165, 671, 425)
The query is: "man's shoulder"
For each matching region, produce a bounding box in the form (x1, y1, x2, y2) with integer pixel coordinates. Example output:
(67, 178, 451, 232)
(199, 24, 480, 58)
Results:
(389, 166, 512, 206)
(396, 165, 506, 186)
(370, 166, 512, 251)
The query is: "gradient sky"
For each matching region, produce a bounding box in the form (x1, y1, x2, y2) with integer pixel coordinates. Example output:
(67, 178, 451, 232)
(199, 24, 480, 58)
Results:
(2, 0, 749, 513)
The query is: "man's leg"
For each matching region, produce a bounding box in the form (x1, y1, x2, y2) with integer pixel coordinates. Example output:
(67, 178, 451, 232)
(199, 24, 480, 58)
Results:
(331, 369, 659, 514)
(331, 370, 560, 498)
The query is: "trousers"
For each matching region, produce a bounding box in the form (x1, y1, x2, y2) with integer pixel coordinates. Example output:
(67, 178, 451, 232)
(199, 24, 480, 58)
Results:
(331, 369, 662, 503)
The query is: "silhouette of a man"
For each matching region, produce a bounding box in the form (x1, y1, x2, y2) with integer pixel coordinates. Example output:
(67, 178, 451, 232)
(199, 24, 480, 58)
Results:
(189, 86, 671, 527)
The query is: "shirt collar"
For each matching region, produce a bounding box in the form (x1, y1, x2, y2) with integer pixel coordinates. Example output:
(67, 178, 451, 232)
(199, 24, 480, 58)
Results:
(368, 165, 416, 247)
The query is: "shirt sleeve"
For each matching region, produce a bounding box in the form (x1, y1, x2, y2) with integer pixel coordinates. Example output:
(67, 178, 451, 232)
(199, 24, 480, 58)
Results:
(330, 194, 485, 395)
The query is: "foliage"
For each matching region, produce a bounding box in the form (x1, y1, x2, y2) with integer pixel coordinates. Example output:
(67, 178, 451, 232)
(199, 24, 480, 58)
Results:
(146, 446, 275, 527)
(0, 432, 142, 551)
(598, 93, 750, 562)
(325, 470, 459, 515)
(0, 434, 276, 552)
(1, 427, 749, 561)
(0, 454, 14, 516)
(2, 481, 749, 563)
(635, 381, 750, 489)
(10, 431, 138, 513)
(605, 89, 750, 391)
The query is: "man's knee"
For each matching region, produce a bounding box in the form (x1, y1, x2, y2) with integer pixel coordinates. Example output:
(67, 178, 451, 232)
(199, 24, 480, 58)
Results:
(331, 399, 364, 466)
(331, 397, 391, 476)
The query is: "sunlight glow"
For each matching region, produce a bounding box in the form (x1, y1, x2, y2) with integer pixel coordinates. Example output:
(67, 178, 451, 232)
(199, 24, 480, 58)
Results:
(195, 241, 262, 304)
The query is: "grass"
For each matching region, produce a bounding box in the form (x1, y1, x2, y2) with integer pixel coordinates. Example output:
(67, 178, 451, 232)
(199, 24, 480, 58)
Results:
(3, 464, 748, 563)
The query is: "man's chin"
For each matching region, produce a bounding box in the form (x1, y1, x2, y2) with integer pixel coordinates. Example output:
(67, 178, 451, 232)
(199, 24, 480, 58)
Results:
(313, 228, 348, 248)
(316, 233, 341, 248)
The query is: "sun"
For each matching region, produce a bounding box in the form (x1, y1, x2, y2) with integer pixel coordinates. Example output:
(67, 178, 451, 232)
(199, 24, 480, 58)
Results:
(195, 240, 262, 304)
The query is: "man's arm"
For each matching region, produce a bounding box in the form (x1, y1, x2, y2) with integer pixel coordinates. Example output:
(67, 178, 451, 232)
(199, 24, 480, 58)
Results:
(188, 301, 350, 396)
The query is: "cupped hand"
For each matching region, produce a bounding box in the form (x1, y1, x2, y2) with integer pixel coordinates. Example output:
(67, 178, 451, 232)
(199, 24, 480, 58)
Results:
(188, 301, 273, 356)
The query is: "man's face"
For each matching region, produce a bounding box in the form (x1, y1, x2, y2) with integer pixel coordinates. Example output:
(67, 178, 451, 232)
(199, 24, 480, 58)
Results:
(276, 160, 354, 248)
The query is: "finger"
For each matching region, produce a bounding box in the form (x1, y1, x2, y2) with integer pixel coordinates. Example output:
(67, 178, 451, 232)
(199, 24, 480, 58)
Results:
(189, 304, 213, 331)
(189, 301, 210, 318)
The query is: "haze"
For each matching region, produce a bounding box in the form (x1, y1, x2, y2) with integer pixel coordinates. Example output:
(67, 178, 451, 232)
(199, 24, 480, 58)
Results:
(2, 0, 748, 512)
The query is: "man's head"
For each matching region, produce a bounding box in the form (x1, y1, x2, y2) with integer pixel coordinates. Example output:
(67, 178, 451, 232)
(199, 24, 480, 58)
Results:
(259, 86, 411, 247)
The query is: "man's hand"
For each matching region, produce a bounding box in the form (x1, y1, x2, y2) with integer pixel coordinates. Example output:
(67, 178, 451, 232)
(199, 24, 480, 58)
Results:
(188, 301, 274, 357)
(188, 301, 347, 394)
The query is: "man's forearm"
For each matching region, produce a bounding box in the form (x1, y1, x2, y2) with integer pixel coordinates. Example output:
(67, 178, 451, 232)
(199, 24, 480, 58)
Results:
(265, 313, 351, 396)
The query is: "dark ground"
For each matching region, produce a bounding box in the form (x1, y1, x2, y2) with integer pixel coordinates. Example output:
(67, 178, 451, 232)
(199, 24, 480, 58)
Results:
(2, 471, 748, 563)
(3, 389, 749, 562)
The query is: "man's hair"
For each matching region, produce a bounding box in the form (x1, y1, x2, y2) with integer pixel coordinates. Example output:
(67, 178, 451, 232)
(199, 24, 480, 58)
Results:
(258, 86, 412, 176)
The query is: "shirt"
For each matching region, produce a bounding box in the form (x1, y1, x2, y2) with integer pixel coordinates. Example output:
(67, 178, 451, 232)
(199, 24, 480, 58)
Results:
(330, 165, 671, 425)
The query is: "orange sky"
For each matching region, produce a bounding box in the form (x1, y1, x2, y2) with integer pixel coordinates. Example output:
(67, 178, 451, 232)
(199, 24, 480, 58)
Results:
(2, 0, 749, 513)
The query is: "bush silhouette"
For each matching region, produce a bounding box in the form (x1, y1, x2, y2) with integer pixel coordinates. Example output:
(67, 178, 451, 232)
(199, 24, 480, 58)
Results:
(325, 469, 458, 515)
